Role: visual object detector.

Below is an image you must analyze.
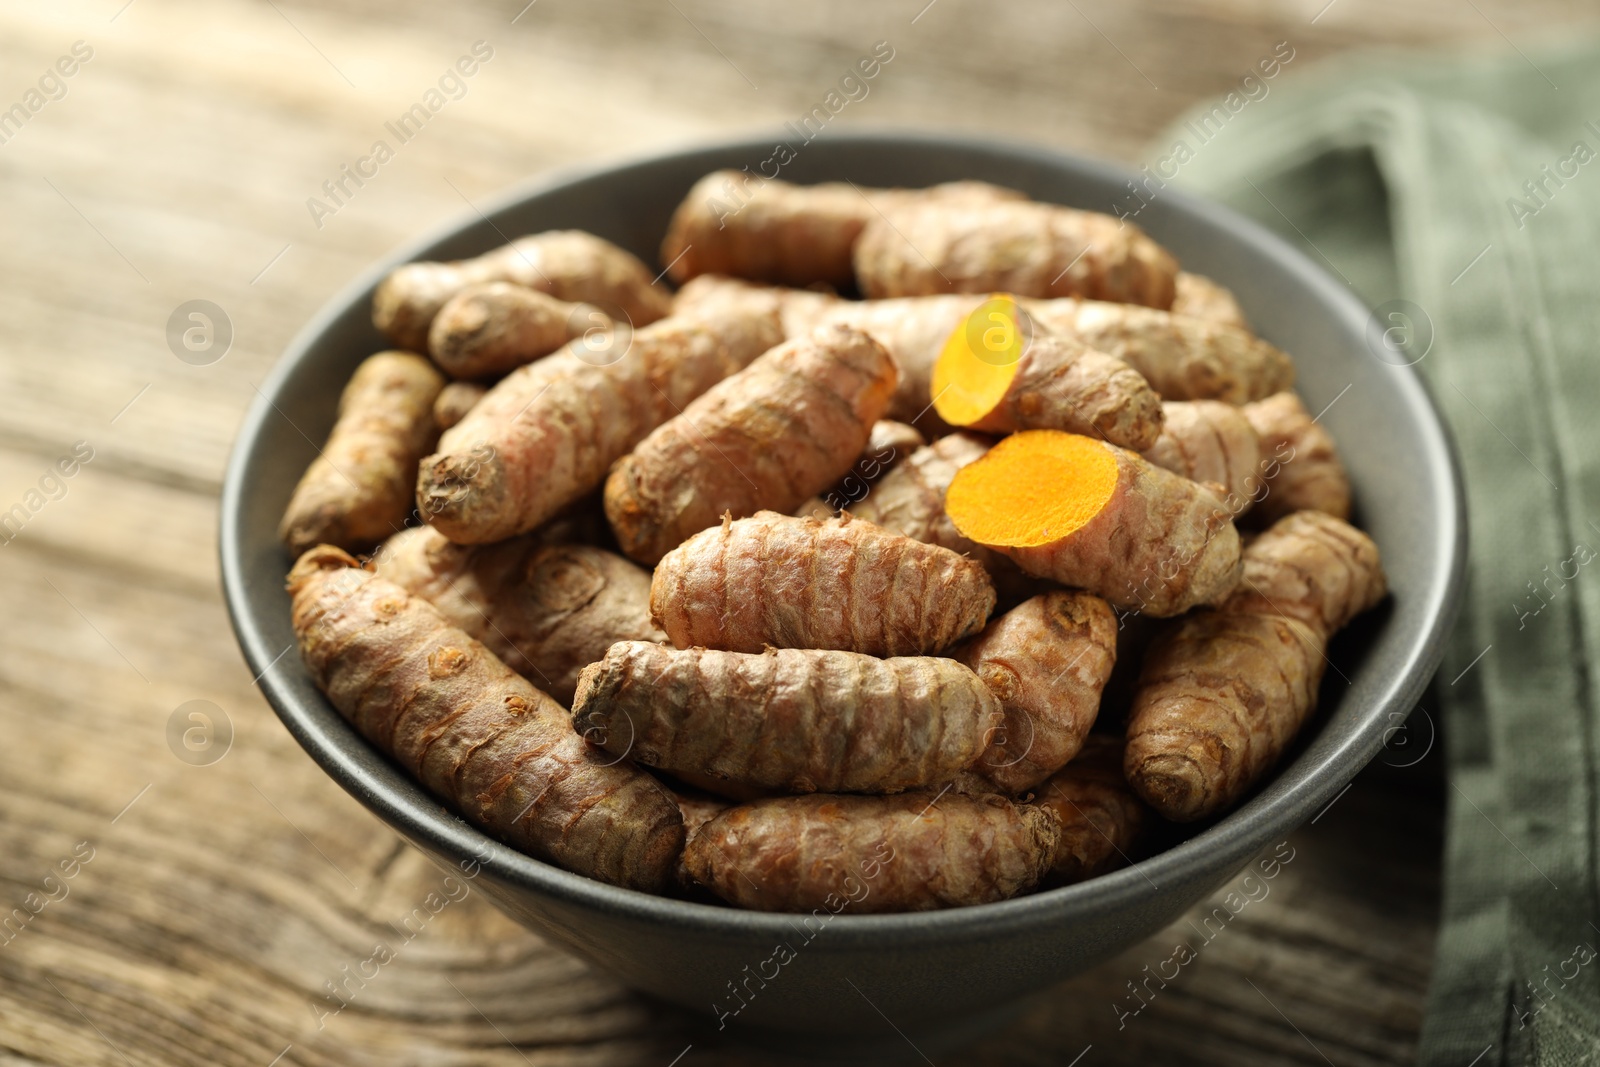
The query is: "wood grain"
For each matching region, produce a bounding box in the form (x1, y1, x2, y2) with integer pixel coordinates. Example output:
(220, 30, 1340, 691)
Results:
(0, 0, 1582, 1062)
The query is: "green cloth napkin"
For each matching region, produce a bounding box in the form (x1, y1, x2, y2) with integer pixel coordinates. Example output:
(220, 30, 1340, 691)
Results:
(1153, 39, 1600, 1064)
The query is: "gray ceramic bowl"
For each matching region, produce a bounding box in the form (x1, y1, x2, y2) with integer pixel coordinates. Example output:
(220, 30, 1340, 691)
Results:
(221, 133, 1465, 1057)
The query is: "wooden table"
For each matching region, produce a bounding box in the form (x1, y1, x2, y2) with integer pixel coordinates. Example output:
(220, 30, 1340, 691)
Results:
(1, 2, 1590, 1063)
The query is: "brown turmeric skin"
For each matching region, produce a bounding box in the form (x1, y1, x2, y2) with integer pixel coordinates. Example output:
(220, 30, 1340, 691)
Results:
(844, 432, 990, 554)
(572, 642, 1002, 794)
(672, 787, 730, 841)
(373, 230, 670, 353)
(1171, 272, 1250, 330)
(958, 591, 1118, 794)
(1141, 400, 1263, 506)
(374, 525, 662, 706)
(279, 351, 444, 557)
(604, 324, 899, 564)
(1034, 735, 1147, 884)
(682, 792, 1060, 912)
(855, 197, 1178, 308)
(651, 511, 996, 656)
(946, 431, 1242, 617)
(863, 419, 926, 464)
(428, 282, 611, 380)
(287, 546, 683, 892)
(799, 419, 926, 517)
(663, 769, 770, 804)
(840, 433, 1038, 603)
(432, 381, 487, 432)
(668, 785, 732, 895)
(671, 274, 840, 338)
(820, 294, 986, 432)
(1022, 298, 1292, 404)
(1125, 511, 1386, 822)
(661, 172, 1023, 288)
(1241, 391, 1353, 524)
(418, 308, 783, 544)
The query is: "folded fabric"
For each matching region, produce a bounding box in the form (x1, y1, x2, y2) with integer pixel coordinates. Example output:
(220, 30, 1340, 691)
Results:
(1152, 39, 1600, 1066)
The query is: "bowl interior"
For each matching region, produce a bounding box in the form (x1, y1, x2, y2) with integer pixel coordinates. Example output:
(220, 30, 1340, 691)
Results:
(221, 133, 1464, 949)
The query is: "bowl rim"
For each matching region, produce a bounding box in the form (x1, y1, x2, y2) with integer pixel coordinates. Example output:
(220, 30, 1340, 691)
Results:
(220, 130, 1468, 944)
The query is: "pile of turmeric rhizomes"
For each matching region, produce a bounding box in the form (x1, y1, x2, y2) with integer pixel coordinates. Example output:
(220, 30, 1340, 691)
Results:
(280, 171, 1384, 912)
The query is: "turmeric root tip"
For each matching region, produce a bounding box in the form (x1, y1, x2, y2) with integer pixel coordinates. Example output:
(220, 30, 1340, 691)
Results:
(428, 282, 610, 380)
(432, 381, 487, 432)
(1171, 272, 1250, 330)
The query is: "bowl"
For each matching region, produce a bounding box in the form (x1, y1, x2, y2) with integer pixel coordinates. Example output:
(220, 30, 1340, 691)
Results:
(220, 133, 1466, 1055)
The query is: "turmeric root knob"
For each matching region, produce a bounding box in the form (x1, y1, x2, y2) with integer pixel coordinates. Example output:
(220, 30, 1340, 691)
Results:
(855, 198, 1178, 309)
(418, 309, 783, 544)
(931, 296, 1164, 451)
(957, 591, 1118, 794)
(1141, 400, 1263, 506)
(373, 230, 670, 353)
(945, 430, 1242, 617)
(1241, 391, 1353, 524)
(1171, 272, 1250, 330)
(1124, 511, 1386, 822)
(374, 525, 661, 706)
(571, 643, 1002, 795)
(279, 351, 444, 557)
(683, 792, 1060, 912)
(604, 324, 899, 564)
(651, 510, 996, 656)
(287, 546, 683, 891)
(428, 282, 610, 380)
(432, 381, 487, 432)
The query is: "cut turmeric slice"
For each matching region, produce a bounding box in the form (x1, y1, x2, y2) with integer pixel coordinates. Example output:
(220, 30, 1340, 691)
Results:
(932, 294, 1029, 425)
(945, 430, 1120, 548)
(945, 430, 1242, 616)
